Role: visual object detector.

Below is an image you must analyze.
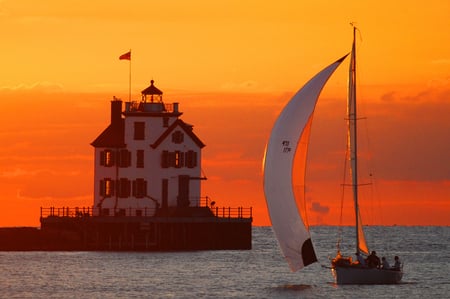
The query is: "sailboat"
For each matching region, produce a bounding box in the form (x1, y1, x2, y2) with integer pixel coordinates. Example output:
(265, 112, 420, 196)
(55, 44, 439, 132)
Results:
(263, 26, 403, 284)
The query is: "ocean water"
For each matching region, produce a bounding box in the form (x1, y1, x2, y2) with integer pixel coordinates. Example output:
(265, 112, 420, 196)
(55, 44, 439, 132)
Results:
(0, 226, 448, 298)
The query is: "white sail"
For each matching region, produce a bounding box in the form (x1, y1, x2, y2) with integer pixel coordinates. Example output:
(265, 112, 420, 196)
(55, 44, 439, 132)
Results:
(263, 55, 347, 272)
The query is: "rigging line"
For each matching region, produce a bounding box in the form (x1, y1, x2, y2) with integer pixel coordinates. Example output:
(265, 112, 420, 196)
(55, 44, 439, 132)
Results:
(337, 142, 350, 251)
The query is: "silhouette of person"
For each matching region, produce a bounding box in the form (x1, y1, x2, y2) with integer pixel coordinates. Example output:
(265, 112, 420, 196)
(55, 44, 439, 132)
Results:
(366, 251, 380, 268)
(381, 257, 390, 269)
(392, 256, 401, 270)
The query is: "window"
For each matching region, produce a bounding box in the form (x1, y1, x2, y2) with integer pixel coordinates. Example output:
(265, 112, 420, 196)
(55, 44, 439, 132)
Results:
(118, 149, 131, 167)
(172, 131, 184, 144)
(132, 178, 147, 198)
(100, 150, 115, 167)
(175, 151, 184, 168)
(134, 122, 145, 140)
(136, 150, 144, 168)
(117, 178, 131, 198)
(100, 149, 131, 167)
(161, 150, 195, 168)
(100, 178, 115, 197)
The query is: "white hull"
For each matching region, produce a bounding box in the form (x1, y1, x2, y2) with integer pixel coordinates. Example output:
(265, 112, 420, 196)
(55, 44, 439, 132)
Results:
(332, 266, 403, 284)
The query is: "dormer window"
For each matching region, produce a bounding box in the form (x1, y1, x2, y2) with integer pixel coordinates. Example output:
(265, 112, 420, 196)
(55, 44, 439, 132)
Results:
(172, 131, 184, 144)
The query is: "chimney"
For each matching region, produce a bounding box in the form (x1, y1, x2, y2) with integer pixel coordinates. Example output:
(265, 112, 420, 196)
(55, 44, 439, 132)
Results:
(111, 98, 122, 126)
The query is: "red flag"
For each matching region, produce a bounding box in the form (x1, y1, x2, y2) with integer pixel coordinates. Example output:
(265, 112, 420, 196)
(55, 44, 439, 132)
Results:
(119, 51, 131, 60)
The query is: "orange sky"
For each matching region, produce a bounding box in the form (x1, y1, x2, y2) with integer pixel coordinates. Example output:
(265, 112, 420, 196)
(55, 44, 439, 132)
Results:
(0, 0, 449, 226)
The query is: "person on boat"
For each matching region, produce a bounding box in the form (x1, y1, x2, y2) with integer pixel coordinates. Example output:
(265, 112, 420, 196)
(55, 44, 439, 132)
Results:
(381, 257, 390, 269)
(392, 256, 401, 271)
(366, 251, 381, 268)
(355, 252, 366, 267)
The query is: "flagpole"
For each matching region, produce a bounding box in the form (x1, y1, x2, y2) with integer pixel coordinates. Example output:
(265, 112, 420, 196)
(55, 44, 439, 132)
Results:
(128, 49, 131, 102)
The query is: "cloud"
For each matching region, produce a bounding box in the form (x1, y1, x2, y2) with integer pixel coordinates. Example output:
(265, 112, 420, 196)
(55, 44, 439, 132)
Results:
(0, 81, 64, 93)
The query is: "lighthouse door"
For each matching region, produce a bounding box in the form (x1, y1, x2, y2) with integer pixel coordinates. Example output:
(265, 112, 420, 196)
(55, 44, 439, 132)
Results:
(177, 175, 190, 208)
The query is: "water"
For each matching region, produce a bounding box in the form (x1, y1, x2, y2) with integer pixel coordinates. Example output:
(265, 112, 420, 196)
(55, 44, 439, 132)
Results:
(0, 226, 448, 298)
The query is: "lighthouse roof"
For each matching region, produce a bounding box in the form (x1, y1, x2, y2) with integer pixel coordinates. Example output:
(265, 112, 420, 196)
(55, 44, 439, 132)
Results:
(90, 120, 125, 148)
(141, 80, 163, 95)
(151, 119, 205, 149)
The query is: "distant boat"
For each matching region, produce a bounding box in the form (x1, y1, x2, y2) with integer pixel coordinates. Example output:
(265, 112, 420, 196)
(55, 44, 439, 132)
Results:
(263, 26, 403, 284)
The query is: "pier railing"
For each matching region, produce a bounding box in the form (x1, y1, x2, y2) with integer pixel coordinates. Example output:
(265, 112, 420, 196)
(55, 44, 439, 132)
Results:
(211, 207, 252, 219)
(40, 200, 252, 220)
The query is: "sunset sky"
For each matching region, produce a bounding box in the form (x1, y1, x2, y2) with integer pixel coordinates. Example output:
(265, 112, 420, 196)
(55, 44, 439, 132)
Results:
(0, 0, 449, 227)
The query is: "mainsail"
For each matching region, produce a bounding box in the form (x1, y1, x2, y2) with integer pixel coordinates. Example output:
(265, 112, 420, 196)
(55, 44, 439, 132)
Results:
(347, 27, 369, 255)
(263, 55, 347, 272)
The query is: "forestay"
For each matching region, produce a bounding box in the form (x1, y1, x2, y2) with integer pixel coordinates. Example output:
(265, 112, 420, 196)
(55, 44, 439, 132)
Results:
(263, 55, 347, 272)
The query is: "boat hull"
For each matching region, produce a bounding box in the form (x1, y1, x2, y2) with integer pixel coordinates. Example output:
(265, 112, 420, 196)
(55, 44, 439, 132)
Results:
(332, 266, 403, 284)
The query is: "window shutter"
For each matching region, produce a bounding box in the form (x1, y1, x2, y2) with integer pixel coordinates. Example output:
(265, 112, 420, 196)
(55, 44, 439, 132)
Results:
(110, 150, 115, 167)
(134, 179, 144, 198)
(110, 180, 115, 196)
(126, 179, 131, 197)
(193, 151, 198, 167)
(100, 151, 105, 166)
(186, 150, 196, 168)
(118, 149, 128, 167)
(132, 180, 137, 196)
(143, 180, 148, 196)
(118, 178, 130, 198)
(169, 152, 176, 167)
(116, 178, 121, 197)
(179, 152, 185, 168)
(99, 180, 105, 196)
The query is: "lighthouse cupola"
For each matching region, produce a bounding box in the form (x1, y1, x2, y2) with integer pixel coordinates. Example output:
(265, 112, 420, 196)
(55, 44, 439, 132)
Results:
(141, 80, 163, 103)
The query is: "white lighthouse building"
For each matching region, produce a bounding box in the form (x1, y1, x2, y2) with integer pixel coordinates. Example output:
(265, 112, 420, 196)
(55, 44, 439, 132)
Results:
(91, 80, 205, 217)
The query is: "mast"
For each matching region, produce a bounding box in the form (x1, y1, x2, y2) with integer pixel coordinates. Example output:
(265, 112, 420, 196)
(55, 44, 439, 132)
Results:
(349, 25, 359, 254)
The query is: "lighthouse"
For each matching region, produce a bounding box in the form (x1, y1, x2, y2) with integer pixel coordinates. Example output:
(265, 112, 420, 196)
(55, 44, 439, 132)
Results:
(91, 80, 205, 217)
(35, 79, 252, 251)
